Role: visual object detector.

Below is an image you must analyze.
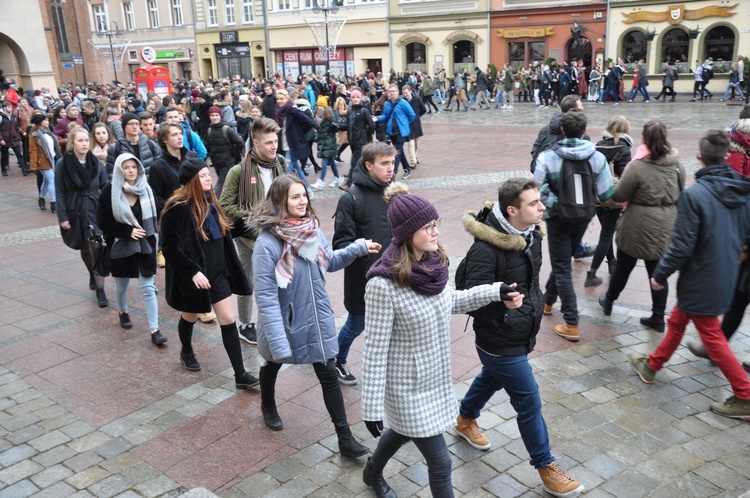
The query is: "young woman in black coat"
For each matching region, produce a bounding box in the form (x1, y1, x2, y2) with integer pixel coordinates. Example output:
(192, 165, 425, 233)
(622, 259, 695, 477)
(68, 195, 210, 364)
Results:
(55, 126, 109, 307)
(97, 153, 165, 345)
(160, 157, 259, 389)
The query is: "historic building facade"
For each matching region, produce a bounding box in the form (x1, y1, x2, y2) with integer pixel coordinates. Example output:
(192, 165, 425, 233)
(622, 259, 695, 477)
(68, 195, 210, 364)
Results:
(607, 0, 745, 92)
(389, 0, 490, 76)
(490, 0, 607, 72)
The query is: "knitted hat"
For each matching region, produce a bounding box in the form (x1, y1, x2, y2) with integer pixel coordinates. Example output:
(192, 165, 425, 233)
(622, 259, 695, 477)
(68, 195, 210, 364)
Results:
(208, 105, 221, 116)
(121, 112, 139, 126)
(384, 182, 439, 244)
(65, 103, 78, 112)
(350, 89, 362, 98)
(31, 113, 47, 125)
(191, 88, 200, 100)
(129, 98, 142, 109)
(178, 156, 208, 185)
(316, 95, 328, 107)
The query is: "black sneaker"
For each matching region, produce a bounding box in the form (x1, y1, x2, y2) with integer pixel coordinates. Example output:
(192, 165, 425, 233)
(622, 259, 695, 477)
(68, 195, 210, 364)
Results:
(151, 330, 167, 345)
(119, 312, 133, 329)
(180, 351, 201, 371)
(235, 371, 260, 390)
(239, 323, 257, 345)
(336, 362, 358, 385)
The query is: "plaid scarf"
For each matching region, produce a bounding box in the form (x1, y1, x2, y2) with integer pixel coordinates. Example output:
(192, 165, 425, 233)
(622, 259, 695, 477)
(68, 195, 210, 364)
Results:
(272, 216, 330, 289)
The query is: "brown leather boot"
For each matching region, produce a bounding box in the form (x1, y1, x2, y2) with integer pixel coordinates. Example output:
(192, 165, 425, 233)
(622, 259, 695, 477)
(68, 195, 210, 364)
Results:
(554, 323, 580, 342)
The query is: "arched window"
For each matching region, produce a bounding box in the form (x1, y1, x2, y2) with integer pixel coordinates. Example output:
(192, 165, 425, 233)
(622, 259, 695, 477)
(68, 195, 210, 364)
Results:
(406, 42, 425, 65)
(662, 28, 689, 64)
(704, 26, 734, 63)
(622, 31, 646, 64)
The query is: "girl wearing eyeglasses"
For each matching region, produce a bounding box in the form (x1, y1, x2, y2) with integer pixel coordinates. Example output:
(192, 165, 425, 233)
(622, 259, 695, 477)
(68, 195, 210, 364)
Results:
(361, 183, 521, 498)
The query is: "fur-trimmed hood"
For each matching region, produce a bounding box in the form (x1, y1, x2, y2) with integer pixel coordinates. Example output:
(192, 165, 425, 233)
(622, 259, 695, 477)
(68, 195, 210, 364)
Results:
(463, 201, 546, 252)
(729, 119, 750, 154)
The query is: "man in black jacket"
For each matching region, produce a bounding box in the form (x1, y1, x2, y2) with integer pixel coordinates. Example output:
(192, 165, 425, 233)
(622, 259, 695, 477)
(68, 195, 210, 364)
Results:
(455, 178, 584, 498)
(261, 84, 276, 120)
(332, 142, 396, 385)
(631, 130, 750, 420)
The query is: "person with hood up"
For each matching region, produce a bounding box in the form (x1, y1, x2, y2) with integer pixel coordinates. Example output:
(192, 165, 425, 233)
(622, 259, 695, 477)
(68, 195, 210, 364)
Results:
(251, 174, 379, 459)
(195, 91, 214, 139)
(726, 114, 750, 176)
(630, 130, 750, 420)
(97, 153, 165, 345)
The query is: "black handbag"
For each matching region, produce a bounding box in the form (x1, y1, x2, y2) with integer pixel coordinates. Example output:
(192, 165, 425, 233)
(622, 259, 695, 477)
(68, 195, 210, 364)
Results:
(88, 225, 111, 277)
(331, 110, 347, 131)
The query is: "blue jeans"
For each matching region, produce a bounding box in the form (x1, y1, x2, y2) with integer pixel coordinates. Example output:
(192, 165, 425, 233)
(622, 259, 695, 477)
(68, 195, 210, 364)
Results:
(39, 168, 55, 202)
(391, 134, 411, 175)
(336, 313, 365, 364)
(628, 83, 650, 101)
(320, 157, 339, 181)
(599, 85, 619, 103)
(371, 429, 453, 497)
(284, 151, 311, 191)
(460, 348, 553, 469)
(495, 89, 504, 106)
(723, 82, 746, 100)
(115, 273, 159, 330)
(544, 217, 589, 325)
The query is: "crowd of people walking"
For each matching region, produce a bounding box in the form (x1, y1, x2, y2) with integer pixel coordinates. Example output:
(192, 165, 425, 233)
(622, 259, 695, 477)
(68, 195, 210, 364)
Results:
(1, 63, 750, 498)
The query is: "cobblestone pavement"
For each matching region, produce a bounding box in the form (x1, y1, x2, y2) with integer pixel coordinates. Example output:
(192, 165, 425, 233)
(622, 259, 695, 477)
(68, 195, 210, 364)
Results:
(0, 100, 748, 497)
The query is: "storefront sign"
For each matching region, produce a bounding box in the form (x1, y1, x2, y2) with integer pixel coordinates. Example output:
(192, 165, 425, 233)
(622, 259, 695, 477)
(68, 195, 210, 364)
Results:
(156, 50, 185, 59)
(497, 27, 554, 39)
(220, 31, 239, 43)
(622, 3, 738, 24)
(215, 44, 250, 58)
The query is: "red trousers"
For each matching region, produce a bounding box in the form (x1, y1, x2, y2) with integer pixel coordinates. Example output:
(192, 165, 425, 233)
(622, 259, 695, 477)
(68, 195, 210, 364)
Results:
(648, 305, 750, 400)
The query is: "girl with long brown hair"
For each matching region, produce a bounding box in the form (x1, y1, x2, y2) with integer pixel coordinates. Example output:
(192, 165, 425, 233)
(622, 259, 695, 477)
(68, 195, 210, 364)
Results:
(160, 158, 259, 389)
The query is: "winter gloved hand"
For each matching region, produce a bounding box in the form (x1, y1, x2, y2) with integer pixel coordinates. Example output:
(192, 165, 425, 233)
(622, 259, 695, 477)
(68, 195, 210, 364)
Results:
(365, 420, 384, 438)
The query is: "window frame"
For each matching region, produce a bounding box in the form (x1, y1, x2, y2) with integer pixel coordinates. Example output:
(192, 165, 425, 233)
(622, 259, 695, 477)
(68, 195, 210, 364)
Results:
(123, 2, 136, 31)
(276, 0, 292, 11)
(225, 0, 236, 25)
(621, 30, 647, 65)
(93, 4, 109, 32)
(242, 0, 253, 23)
(51, 0, 71, 57)
(207, 0, 219, 26)
(148, 0, 161, 28)
(172, 0, 184, 26)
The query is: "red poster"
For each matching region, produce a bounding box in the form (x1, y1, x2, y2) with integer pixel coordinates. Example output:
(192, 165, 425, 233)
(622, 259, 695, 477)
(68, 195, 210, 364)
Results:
(284, 51, 299, 62)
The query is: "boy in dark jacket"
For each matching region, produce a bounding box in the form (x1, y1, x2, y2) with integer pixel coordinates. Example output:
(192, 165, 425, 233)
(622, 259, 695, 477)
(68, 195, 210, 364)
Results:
(455, 178, 584, 498)
(332, 142, 395, 385)
(631, 130, 750, 420)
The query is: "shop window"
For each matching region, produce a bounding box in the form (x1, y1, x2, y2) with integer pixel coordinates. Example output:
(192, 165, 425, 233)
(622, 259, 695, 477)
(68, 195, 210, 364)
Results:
(704, 26, 734, 66)
(622, 31, 646, 64)
(529, 42, 546, 65)
(662, 28, 689, 66)
(405, 42, 426, 72)
(509, 42, 525, 69)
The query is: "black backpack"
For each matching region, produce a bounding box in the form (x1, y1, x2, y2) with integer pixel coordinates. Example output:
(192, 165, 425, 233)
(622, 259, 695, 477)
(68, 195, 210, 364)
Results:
(553, 157, 598, 224)
(702, 66, 714, 81)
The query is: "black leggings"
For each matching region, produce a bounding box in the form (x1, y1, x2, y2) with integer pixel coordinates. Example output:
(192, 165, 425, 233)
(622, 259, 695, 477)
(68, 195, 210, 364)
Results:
(590, 206, 620, 271)
(424, 95, 439, 112)
(260, 358, 348, 431)
(606, 249, 667, 314)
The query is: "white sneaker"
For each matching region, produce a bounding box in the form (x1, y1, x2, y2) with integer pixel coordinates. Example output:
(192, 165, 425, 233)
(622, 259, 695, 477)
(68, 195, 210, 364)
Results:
(307, 189, 315, 199)
(507, 105, 514, 109)
(311, 179, 326, 189)
(331, 177, 343, 187)
(501, 105, 508, 109)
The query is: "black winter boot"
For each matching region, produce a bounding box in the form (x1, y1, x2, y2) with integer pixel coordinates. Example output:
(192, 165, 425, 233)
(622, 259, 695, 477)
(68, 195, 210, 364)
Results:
(261, 403, 283, 431)
(95, 287, 108, 308)
(363, 458, 397, 498)
(337, 427, 369, 457)
(598, 293, 613, 316)
(584, 270, 603, 287)
(640, 312, 665, 332)
(38, 197, 46, 210)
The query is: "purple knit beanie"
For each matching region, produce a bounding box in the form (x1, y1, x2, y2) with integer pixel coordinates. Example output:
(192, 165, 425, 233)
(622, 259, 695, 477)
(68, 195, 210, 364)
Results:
(385, 182, 439, 244)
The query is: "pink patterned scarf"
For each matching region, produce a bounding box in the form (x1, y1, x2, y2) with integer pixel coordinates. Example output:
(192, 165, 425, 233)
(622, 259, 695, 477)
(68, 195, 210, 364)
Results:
(272, 216, 330, 288)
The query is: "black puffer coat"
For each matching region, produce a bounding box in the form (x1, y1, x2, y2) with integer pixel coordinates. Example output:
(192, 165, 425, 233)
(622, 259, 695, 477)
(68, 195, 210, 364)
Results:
(595, 133, 633, 178)
(106, 134, 161, 180)
(463, 203, 545, 356)
(347, 103, 374, 148)
(206, 121, 244, 170)
(332, 162, 391, 314)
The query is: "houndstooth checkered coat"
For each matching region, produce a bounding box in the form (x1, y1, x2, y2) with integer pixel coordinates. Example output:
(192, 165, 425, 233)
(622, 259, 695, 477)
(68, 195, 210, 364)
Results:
(362, 277, 505, 438)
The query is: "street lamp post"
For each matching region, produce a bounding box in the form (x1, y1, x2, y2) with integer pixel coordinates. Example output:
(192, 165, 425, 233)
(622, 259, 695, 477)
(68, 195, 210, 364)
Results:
(311, 0, 343, 72)
(97, 21, 121, 84)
